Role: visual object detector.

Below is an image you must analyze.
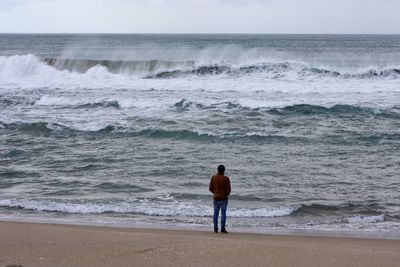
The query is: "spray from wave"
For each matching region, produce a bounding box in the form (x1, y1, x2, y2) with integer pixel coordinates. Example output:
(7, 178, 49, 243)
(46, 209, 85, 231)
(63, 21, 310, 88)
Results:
(41, 57, 400, 79)
(1, 54, 400, 82)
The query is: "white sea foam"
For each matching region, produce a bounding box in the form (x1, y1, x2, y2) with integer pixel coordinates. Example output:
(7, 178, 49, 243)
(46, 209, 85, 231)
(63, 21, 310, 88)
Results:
(36, 95, 86, 106)
(0, 54, 53, 77)
(5, 199, 385, 222)
(0, 198, 296, 218)
(85, 65, 115, 79)
(347, 215, 385, 224)
(1, 53, 399, 116)
(1, 54, 399, 88)
(229, 206, 296, 218)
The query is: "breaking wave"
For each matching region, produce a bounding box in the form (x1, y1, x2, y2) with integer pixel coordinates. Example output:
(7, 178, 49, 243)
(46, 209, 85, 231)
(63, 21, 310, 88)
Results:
(0, 198, 294, 218)
(0, 198, 388, 224)
(43, 57, 194, 75)
(1, 54, 399, 80)
(42, 57, 400, 79)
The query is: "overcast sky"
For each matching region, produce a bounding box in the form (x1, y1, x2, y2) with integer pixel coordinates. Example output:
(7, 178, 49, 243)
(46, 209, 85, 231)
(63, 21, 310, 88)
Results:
(0, 0, 399, 34)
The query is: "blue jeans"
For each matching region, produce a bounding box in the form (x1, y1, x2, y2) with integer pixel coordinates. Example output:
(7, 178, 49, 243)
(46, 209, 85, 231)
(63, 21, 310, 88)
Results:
(213, 199, 228, 232)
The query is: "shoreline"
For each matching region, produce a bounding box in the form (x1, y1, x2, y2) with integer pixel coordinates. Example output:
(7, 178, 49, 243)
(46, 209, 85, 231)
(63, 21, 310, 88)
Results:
(1, 216, 400, 241)
(2, 220, 400, 267)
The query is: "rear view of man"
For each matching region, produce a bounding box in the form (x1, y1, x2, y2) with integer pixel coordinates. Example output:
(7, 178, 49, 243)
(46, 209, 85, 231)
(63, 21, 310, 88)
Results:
(209, 165, 231, 233)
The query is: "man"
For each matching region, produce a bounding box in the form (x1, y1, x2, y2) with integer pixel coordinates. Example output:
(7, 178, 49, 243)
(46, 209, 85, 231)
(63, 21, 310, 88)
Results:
(209, 164, 231, 233)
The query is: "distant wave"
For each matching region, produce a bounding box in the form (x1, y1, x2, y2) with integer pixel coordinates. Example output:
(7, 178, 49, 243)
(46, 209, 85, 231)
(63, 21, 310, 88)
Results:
(2, 94, 399, 120)
(0, 121, 292, 142)
(173, 101, 400, 120)
(1, 55, 399, 80)
(42, 57, 400, 78)
(32, 95, 400, 119)
(267, 104, 400, 118)
(2, 103, 400, 140)
(151, 65, 400, 79)
(11, 121, 396, 145)
(42, 57, 292, 77)
(146, 62, 290, 78)
(43, 57, 194, 74)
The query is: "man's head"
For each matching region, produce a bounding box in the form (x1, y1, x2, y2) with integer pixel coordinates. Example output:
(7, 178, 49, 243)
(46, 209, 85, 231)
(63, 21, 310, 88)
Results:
(217, 164, 225, 174)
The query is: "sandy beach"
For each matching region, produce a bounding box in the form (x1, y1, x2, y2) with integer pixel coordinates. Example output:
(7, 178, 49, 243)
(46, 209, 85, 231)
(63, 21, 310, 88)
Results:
(1, 221, 400, 267)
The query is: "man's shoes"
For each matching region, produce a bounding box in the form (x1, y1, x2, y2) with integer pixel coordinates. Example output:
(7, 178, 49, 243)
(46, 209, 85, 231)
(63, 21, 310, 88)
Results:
(214, 230, 218, 233)
(221, 230, 229, 234)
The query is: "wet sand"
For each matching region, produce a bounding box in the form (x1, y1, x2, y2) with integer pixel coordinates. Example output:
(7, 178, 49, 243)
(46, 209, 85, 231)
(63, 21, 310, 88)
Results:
(1, 221, 400, 267)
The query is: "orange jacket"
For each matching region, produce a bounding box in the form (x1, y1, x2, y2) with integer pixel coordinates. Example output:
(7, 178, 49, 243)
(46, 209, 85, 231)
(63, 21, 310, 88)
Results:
(209, 174, 231, 200)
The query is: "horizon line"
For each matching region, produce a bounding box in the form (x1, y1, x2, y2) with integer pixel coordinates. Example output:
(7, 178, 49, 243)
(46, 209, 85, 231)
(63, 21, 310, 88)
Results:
(1, 32, 400, 35)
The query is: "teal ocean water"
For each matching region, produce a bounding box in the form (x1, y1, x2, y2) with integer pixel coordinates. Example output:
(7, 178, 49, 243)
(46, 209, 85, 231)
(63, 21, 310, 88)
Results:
(1, 34, 400, 233)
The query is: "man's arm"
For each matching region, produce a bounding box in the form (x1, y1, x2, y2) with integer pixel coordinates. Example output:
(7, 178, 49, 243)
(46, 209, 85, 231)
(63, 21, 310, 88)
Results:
(209, 177, 214, 193)
(227, 177, 231, 196)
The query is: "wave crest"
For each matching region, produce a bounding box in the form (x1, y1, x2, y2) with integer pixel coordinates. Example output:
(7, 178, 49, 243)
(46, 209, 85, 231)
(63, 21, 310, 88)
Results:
(43, 57, 194, 75)
(2, 54, 399, 80)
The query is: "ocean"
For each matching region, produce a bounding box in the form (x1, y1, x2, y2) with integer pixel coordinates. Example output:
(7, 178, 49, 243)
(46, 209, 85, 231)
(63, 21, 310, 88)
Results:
(1, 34, 400, 234)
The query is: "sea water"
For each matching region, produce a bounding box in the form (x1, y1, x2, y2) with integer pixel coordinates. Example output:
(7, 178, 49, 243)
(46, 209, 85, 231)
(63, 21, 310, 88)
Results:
(1, 34, 400, 234)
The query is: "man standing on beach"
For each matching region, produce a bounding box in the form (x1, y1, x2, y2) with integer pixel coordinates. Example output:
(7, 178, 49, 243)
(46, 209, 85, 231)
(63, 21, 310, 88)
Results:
(209, 165, 231, 233)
